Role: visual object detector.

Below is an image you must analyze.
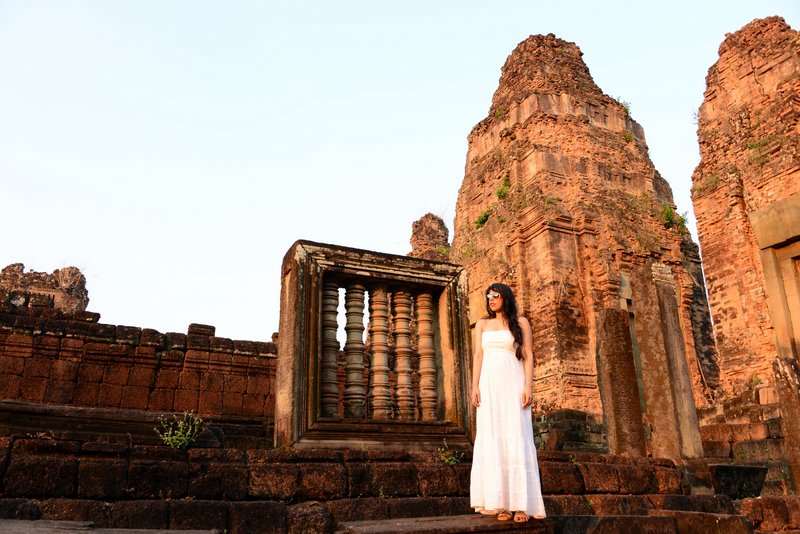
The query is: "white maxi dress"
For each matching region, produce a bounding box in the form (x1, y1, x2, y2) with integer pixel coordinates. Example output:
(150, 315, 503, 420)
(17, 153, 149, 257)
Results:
(470, 329, 546, 517)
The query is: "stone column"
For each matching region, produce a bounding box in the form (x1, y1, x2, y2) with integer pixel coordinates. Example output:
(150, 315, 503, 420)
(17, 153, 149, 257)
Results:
(369, 285, 392, 419)
(320, 281, 340, 417)
(417, 292, 438, 421)
(393, 290, 415, 420)
(344, 283, 366, 418)
(596, 308, 646, 456)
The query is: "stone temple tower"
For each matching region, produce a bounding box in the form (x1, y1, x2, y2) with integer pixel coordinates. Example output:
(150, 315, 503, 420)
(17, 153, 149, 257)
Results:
(451, 34, 715, 461)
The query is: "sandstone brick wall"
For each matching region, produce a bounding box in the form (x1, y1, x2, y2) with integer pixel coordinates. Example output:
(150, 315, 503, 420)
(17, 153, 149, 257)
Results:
(691, 16, 799, 396)
(0, 298, 276, 420)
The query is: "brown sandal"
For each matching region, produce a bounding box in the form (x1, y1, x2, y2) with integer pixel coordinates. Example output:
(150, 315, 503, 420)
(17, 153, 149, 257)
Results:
(496, 510, 512, 521)
(513, 511, 529, 522)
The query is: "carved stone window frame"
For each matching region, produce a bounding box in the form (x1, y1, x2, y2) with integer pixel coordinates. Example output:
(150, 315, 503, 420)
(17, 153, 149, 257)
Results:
(274, 240, 473, 450)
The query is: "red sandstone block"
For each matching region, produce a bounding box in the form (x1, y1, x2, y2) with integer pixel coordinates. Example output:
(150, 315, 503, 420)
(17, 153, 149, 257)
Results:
(255, 341, 277, 356)
(127, 366, 155, 387)
(209, 336, 233, 353)
(246, 374, 270, 395)
(249, 463, 300, 499)
(0, 354, 25, 375)
(585, 494, 652, 515)
(44, 380, 76, 404)
(539, 461, 584, 494)
(185, 350, 210, 369)
(40, 499, 109, 526)
(109, 501, 169, 530)
(120, 386, 149, 410)
(33, 335, 61, 352)
(164, 332, 187, 349)
(60, 337, 84, 352)
(208, 351, 233, 368)
(73, 382, 99, 406)
(757, 497, 790, 531)
(187, 334, 210, 351)
(115, 325, 141, 345)
(199, 391, 223, 415)
(233, 340, 256, 356)
(78, 458, 129, 500)
(187, 464, 248, 500)
(228, 501, 286, 534)
(4, 335, 33, 358)
(416, 465, 462, 497)
(224, 374, 247, 394)
(133, 346, 157, 359)
(199, 372, 223, 392)
(242, 394, 266, 417)
(173, 389, 199, 412)
(103, 365, 130, 385)
(77, 363, 104, 383)
(97, 383, 123, 407)
(578, 463, 620, 493)
(221, 394, 243, 416)
(51, 359, 78, 382)
(178, 369, 201, 390)
(64, 321, 90, 339)
(20, 377, 47, 402)
(86, 323, 116, 342)
(35, 319, 68, 337)
(127, 460, 189, 499)
(23, 356, 53, 378)
(73, 311, 100, 323)
(188, 323, 216, 336)
(0, 374, 21, 398)
(616, 464, 654, 494)
(147, 388, 175, 411)
(140, 328, 165, 347)
(232, 354, 251, 370)
(371, 463, 419, 497)
(154, 369, 180, 389)
(702, 440, 732, 458)
(169, 500, 228, 531)
(161, 348, 185, 362)
(652, 466, 683, 494)
(5, 456, 78, 498)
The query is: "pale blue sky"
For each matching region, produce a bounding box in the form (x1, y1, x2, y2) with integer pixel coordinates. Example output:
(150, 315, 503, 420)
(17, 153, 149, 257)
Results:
(1, 1, 797, 340)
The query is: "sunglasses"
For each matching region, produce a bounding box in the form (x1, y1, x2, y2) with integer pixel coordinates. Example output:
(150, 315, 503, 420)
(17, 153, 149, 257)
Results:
(486, 291, 501, 300)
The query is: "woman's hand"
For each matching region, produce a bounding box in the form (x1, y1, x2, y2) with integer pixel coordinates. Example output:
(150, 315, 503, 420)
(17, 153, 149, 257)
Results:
(520, 390, 532, 408)
(471, 388, 481, 407)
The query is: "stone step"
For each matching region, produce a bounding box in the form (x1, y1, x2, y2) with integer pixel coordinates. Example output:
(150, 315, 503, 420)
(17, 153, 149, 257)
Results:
(337, 512, 753, 534)
(0, 519, 219, 533)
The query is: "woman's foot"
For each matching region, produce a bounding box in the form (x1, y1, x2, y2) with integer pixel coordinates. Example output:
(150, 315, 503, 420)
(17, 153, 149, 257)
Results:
(513, 511, 529, 522)
(496, 510, 512, 521)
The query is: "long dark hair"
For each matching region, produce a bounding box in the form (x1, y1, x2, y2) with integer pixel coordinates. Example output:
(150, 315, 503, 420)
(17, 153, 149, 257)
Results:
(485, 282, 524, 360)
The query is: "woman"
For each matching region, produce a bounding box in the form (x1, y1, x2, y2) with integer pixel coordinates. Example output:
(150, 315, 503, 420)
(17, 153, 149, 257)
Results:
(470, 282, 546, 522)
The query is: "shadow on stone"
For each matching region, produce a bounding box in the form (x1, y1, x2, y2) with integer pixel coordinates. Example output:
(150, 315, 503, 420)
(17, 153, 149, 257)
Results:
(709, 464, 767, 499)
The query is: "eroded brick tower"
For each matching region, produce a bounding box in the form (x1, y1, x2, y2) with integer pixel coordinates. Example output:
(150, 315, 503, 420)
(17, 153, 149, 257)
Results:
(451, 34, 715, 461)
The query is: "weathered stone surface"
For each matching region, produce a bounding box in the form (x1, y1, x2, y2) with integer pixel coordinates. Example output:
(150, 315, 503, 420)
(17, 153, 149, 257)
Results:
(409, 213, 450, 262)
(450, 32, 711, 460)
(0, 264, 89, 312)
(691, 16, 799, 397)
(227, 501, 286, 534)
(287, 501, 334, 534)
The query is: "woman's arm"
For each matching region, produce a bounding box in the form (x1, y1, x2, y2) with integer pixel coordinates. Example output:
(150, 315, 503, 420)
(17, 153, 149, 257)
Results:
(471, 319, 485, 407)
(520, 317, 534, 408)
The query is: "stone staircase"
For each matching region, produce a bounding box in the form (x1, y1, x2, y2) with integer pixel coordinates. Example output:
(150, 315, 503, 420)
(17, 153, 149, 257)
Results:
(1, 402, 799, 533)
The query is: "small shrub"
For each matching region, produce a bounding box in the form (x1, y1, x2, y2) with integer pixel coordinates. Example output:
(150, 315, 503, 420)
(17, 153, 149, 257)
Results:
(747, 136, 773, 166)
(494, 106, 506, 119)
(659, 204, 688, 233)
(155, 412, 205, 450)
(692, 174, 719, 193)
(436, 439, 464, 466)
(623, 130, 634, 143)
(496, 175, 511, 200)
(474, 209, 491, 229)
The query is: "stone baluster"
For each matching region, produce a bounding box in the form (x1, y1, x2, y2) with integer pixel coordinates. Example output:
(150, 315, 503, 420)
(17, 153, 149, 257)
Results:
(416, 292, 437, 420)
(320, 281, 340, 417)
(393, 290, 415, 420)
(369, 285, 392, 419)
(344, 283, 366, 418)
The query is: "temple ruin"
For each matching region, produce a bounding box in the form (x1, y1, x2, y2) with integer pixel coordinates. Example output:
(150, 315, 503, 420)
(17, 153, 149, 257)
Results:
(691, 16, 800, 495)
(1, 16, 800, 534)
(449, 34, 715, 461)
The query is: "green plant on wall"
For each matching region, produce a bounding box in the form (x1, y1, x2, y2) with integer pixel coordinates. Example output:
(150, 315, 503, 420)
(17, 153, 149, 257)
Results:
(155, 412, 205, 450)
(659, 204, 688, 234)
(474, 209, 491, 229)
(747, 136, 772, 166)
(623, 130, 634, 143)
(496, 175, 511, 200)
(436, 439, 464, 466)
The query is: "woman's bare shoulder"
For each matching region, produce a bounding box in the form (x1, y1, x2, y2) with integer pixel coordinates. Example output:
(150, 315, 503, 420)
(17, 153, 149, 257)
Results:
(518, 316, 531, 329)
